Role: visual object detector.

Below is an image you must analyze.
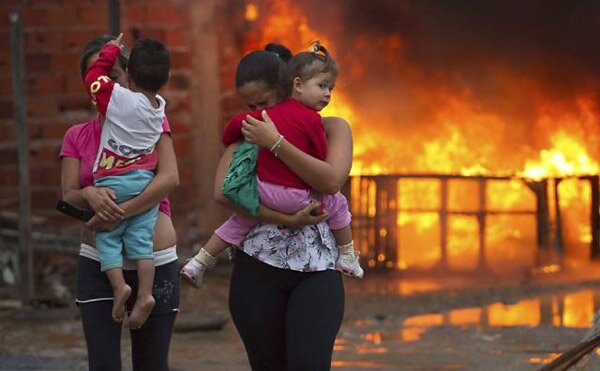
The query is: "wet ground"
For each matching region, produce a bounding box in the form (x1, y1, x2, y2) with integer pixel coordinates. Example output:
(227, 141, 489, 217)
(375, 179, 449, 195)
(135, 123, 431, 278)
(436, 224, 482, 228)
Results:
(3, 262, 600, 370)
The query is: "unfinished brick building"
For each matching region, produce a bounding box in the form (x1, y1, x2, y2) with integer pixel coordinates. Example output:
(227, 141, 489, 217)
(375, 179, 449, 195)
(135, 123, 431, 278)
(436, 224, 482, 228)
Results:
(0, 0, 252, 246)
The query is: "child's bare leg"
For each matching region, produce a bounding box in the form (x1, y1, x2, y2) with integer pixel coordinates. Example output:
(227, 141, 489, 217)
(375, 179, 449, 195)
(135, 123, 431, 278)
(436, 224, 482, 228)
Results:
(127, 259, 155, 329)
(180, 234, 225, 288)
(201, 233, 229, 260)
(332, 225, 353, 246)
(333, 225, 364, 279)
(105, 268, 132, 322)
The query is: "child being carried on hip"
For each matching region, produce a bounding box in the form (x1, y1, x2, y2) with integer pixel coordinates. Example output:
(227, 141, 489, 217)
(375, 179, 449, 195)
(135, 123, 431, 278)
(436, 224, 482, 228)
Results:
(181, 42, 363, 287)
(84, 33, 170, 328)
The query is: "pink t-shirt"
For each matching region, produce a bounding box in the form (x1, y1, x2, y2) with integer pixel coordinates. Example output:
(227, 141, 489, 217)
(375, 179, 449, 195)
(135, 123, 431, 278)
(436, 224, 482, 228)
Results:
(60, 115, 172, 216)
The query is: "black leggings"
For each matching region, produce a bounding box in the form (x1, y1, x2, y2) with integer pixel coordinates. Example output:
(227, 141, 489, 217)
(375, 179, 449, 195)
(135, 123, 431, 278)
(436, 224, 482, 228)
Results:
(80, 301, 177, 371)
(229, 251, 344, 371)
(77, 256, 179, 371)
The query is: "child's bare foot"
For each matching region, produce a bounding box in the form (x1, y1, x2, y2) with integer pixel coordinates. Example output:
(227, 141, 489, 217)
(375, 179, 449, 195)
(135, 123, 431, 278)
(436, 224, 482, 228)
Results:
(112, 284, 132, 322)
(127, 294, 155, 329)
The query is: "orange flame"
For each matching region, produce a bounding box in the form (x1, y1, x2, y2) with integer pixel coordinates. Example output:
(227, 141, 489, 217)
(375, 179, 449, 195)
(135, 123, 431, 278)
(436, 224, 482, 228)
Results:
(245, 3, 259, 22)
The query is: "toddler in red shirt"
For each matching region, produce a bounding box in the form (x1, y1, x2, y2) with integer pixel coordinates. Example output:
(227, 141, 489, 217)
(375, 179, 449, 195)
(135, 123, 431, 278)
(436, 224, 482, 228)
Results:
(181, 43, 363, 286)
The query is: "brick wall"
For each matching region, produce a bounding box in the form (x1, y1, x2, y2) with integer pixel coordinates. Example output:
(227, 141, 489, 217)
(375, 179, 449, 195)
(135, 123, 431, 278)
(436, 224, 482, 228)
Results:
(0, 0, 110, 217)
(0, 0, 248, 245)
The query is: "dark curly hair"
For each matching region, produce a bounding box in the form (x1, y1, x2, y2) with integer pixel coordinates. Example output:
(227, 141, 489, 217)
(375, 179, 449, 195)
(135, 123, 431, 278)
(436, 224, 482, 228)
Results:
(79, 35, 128, 78)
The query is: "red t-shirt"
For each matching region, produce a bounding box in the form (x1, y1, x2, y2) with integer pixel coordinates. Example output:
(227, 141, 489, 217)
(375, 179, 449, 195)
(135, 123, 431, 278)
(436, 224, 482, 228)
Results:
(60, 116, 172, 216)
(222, 99, 327, 189)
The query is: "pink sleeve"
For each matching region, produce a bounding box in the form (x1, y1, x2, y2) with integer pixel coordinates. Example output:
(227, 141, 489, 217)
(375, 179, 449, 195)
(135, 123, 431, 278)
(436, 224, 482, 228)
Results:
(158, 118, 172, 216)
(159, 198, 171, 217)
(162, 116, 171, 134)
(84, 44, 119, 116)
(306, 114, 328, 160)
(59, 126, 81, 159)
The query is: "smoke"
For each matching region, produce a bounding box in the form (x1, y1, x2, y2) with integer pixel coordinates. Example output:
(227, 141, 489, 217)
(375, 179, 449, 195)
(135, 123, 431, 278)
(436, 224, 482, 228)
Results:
(338, 0, 600, 88)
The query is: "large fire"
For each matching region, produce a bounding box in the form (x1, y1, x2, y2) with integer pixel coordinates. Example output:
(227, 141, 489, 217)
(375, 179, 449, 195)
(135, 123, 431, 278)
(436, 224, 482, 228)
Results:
(238, 0, 600, 271)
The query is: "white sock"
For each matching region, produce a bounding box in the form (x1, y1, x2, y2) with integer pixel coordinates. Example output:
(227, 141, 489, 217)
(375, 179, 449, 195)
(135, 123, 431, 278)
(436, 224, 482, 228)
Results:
(194, 248, 217, 268)
(337, 241, 355, 256)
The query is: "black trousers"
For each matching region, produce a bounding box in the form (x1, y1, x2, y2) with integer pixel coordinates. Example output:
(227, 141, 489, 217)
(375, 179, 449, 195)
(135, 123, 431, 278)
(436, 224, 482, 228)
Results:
(229, 251, 345, 371)
(77, 256, 179, 371)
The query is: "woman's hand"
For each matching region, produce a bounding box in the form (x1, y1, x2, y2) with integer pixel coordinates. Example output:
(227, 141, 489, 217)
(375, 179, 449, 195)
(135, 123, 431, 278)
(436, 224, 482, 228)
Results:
(82, 186, 124, 222)
(241, 110, 281, 148)
(85, 214, 118, 232)
(284, 200, 329, 228)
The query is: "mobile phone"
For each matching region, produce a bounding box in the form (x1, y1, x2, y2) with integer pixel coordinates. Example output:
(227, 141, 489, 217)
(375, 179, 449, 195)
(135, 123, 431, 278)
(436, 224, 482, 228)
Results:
(56, 200, 95, 222)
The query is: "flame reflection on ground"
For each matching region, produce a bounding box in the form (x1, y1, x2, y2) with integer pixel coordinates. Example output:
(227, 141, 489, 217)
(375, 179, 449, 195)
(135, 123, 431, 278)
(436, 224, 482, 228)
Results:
(335, 289, 598, 368)
(399, 289, 596, 341)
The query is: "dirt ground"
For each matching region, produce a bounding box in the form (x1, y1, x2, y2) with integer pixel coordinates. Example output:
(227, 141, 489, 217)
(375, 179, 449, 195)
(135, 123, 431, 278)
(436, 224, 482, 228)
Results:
(3, 262, 600, 370)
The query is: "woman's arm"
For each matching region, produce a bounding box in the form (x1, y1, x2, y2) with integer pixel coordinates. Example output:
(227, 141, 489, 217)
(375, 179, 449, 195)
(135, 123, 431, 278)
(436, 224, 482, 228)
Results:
(117, 133, 179, 218)
(61, 157, 124, 222)
(241, 111, 353, 194)
(214, 143, 328, 227)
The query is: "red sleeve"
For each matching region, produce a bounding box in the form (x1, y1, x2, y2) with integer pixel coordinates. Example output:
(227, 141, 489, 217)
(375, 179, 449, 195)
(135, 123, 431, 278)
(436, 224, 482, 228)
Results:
(222, 110, 263, 145)
(306, 113, 328, 160)
(83, 44, 120, 116)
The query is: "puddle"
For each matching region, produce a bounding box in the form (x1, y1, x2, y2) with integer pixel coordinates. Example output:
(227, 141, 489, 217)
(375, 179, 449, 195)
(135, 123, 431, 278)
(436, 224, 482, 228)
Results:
(332, 360, 397, 369)
(528, 353, 560, 366)
(398, 288, 597, 343)
(335, 288, 599, 368)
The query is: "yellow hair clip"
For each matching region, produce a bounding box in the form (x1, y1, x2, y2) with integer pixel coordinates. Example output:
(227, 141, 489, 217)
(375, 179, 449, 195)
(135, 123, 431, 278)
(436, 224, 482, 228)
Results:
(310, 41, 322, 53)
(310, 41, 328, 59)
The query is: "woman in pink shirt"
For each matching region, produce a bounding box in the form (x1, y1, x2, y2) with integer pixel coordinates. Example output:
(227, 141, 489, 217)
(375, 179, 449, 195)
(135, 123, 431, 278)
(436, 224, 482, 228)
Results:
(60, 35, 179, 371)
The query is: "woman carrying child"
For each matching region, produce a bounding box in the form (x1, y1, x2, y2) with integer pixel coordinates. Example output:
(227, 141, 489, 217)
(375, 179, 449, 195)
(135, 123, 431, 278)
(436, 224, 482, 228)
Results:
(83, 33, 171, 329)
(61, 35, 179, 371)
(181, 42, 363, 287)
(191, 43, 355, 370)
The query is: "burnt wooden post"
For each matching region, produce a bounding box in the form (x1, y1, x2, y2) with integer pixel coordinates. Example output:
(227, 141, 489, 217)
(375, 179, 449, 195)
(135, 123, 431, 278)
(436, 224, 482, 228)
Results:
(108, 0, 120, 35)
(525, 179, 552, 261)
(553, 178, 564, 256)
(439, 178, 448, 269)
(481, 306, 489, 327)
(539, 296, 554, 326)
(346, 176, 373, 264)
(10, 12, 34, 304)
(374, 178, 386, 267)
(356, 177, 376, 265)
(384, 178, 398, 267)
(365, 178, 376, 264)
(477, 178, 487, 269)
(589, 176, 600, 259)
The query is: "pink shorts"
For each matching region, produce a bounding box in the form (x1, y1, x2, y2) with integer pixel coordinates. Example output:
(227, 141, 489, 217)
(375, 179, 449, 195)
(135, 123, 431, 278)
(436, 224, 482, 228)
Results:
(215, 178, 351, 246)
